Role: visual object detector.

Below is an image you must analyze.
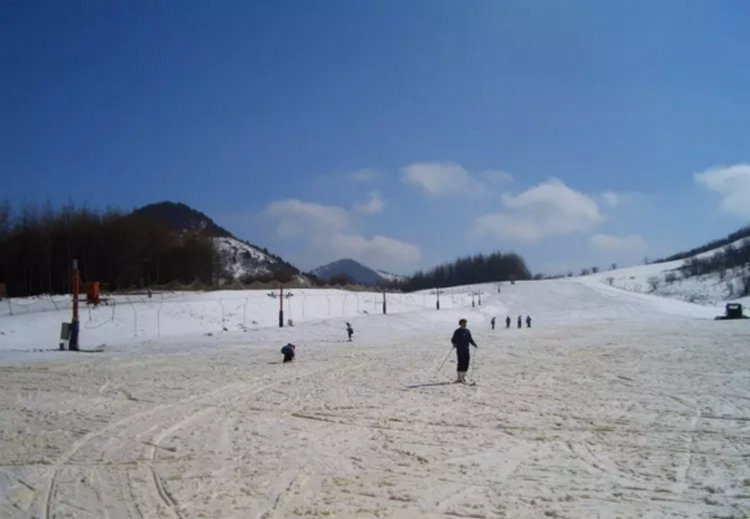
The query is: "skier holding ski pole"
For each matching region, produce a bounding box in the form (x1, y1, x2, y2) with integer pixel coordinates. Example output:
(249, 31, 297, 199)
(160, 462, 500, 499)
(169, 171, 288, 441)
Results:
(451, 318, 478, 383)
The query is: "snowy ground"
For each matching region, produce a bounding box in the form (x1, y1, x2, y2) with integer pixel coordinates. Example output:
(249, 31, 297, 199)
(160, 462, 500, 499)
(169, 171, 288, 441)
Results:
(1, 279, 749, 518)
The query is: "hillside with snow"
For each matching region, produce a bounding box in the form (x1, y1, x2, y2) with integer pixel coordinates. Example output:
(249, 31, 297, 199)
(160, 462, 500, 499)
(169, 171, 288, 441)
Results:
(1, 263, 749, 517)
(213, 236, 289, 282)
(135, 201, 302, 284)
(585, 237, 750, 308)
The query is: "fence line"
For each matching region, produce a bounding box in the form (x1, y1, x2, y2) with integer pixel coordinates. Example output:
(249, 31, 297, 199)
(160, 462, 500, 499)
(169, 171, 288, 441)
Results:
(1, 289, 484, 340)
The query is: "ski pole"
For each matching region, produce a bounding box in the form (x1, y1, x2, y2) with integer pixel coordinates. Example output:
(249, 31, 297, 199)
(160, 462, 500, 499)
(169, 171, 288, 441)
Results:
(468, 347, 477, 382)
(436, 345, 454, 373)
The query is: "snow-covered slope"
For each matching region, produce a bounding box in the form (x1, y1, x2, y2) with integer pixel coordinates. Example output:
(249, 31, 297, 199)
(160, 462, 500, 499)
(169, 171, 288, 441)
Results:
(2, 222, 749, 518)
(135, 201, 300, 284)
(584, 237, 750, 306)
(1, 278, 748, 518)
(213, 236, 283, 282)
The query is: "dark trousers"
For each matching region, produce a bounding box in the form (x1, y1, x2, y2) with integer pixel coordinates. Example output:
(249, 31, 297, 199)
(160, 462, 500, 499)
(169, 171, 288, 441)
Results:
(283, 353, 294, 362)
(455, 346, 470, 372)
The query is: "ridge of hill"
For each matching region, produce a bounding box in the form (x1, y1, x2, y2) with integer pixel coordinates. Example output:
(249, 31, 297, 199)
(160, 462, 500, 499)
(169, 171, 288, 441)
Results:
(132, 201, 233, 238)
(132, 201, 301, 284)
(310, 258, 388, 285)
(655, 224, 750, 263)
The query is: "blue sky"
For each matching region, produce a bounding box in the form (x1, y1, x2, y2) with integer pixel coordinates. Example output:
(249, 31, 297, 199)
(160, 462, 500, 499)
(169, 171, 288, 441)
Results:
(4, 0, 750, 276)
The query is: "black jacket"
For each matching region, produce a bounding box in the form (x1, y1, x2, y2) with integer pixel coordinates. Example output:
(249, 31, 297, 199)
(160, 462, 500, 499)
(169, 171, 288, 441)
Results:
(451, 328, 477, 349)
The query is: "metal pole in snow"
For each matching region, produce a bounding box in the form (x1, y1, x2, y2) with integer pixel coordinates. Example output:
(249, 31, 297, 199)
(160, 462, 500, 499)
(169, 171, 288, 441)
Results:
(69, 259, 80, 351)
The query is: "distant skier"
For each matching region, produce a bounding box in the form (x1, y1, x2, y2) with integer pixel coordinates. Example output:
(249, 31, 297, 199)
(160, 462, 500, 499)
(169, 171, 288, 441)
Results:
(526, 315, 532, 328)
(517, 315, 522, 329)
(505, 316, 511, 328)
(346, 322, 354, 341)
(490, 316, 496, 330)
(280, 343, 296, 363)
(451, 318, 478, 383)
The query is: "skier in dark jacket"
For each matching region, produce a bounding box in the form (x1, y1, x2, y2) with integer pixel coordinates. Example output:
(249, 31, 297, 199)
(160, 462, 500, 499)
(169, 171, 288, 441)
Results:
(517, 315, 522, 328)
(526, 315, 532, 328)
(490, 316, 496, 330)
(505, 316, 511, 328)
(346, 322, 354, 341)
(280, 343, 296, 363)
(451, 318, 478, 383)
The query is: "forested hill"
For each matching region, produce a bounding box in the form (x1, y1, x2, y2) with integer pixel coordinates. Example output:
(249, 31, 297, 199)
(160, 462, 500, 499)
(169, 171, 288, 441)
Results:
(400, 252, 531, 291)
(0, 201, 299, 297)
(131, 202, 233, 238)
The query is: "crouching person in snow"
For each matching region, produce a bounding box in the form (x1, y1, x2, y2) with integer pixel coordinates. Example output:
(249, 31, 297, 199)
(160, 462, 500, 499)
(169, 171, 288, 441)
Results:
(451, 318, 477, 383)
(281, 343, 296, 363)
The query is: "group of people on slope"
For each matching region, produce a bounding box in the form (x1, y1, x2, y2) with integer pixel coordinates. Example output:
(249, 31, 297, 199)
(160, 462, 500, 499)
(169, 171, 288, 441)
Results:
(281, 318, 479, 385)
(280, 317, 520, 386)
(279, 322, 355, 363)
(490, 315, 532, 329)
(454, 313, 536, 383)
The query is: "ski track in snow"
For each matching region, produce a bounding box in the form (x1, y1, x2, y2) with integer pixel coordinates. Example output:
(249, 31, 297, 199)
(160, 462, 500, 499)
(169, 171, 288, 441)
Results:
(0, 279, 749, 518)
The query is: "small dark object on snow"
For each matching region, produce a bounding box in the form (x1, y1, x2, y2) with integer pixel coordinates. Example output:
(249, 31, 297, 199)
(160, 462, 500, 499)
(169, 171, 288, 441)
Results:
(281, 343, 296, 362)
(715, 303, 748, 320)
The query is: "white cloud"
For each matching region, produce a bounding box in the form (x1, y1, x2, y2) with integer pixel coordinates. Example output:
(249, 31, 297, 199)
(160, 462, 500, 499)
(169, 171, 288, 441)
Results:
(353, 191, 384, 215)
(602, 190, 620, 207)
(264, 199, 350, 237)
(589, 233, 646, 253)
(695, 164, 750, 219)
(473, 180, 602, 243)
(480, 169, 514, 185)
(349, 168, 380, 182)
(401, 162, 474, 196)
(264, 198, 419, 272)
(327, 233, 421, 270)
